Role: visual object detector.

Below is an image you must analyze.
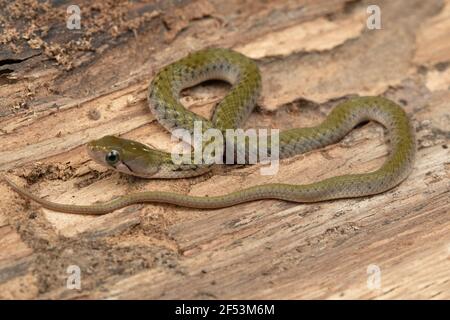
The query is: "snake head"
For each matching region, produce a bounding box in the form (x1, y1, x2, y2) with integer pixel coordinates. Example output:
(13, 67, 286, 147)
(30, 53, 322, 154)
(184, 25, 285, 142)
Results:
(86, 135, 172, 178)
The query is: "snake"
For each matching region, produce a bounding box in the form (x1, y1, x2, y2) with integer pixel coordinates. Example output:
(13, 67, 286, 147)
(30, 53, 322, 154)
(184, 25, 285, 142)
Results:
(3, 48, 416, 215)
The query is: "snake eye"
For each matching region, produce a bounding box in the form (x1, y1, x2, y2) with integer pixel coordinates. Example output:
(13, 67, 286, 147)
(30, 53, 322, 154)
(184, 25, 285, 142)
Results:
(105, 150, 120, 165)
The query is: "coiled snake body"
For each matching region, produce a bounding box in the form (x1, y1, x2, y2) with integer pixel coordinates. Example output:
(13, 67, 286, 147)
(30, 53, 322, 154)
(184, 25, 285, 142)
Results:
(4, 48, 416, 214)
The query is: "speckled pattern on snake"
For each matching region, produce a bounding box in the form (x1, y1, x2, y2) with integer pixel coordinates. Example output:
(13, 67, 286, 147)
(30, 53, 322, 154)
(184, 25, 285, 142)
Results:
(3, 48, 416, 214)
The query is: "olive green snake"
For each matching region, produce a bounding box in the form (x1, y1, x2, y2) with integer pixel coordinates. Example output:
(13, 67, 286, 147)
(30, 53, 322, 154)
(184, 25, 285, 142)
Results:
(3, 48, 416, 214)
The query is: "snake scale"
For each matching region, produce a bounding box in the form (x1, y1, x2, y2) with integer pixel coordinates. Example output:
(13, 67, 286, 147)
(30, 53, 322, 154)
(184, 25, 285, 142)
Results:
(3, 48, 416, 214)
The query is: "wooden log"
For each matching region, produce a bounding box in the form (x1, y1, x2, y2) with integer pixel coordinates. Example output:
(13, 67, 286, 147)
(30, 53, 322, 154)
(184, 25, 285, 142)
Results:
(0, 0, 449, 299)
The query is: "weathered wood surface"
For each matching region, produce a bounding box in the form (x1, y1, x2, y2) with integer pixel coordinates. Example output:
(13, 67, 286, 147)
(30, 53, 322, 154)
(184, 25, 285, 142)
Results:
(0, 0, 449, 299)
